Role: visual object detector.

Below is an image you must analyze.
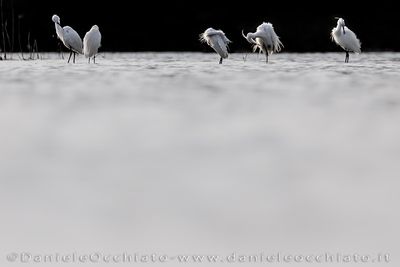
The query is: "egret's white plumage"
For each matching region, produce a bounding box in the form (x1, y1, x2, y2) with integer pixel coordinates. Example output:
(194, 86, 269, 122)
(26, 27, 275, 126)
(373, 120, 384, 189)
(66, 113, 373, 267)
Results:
(242, 22, 283, 63)
(331, 18, 361, 63)
(52, 14, 83, 63)
(83, 25, 102, 64)
(200, 28, 231, 64)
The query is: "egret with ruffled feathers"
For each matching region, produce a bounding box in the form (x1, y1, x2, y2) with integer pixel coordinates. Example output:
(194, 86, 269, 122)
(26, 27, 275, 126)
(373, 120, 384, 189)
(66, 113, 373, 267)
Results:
(200, 28, 231, 64)
(242, 22, 283, 63)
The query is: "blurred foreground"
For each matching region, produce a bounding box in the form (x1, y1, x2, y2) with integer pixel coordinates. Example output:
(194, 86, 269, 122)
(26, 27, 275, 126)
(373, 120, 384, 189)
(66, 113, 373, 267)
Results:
(0, 53, 399, 266)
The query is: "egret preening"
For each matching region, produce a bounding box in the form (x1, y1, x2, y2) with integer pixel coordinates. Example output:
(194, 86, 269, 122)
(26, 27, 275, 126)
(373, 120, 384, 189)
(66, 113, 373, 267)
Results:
(83, 25, 102, 64)
(331, 18, 361, 63)
(242, 22, 283, 63)
(200, 28, 231, 64)
(52, 15, 83, 63)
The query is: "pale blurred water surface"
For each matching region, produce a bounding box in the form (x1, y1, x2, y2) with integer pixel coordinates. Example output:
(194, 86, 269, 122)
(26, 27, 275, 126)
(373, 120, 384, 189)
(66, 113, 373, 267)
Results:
(0, 53, 399, 266)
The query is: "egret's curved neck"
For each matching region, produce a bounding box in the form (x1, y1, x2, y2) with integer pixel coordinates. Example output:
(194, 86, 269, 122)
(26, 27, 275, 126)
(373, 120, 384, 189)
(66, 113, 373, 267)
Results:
(55, 23, 64, 40)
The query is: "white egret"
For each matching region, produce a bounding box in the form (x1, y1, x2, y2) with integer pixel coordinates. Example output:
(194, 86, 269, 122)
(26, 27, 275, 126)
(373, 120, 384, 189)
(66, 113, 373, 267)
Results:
(83, 25, 102, 64)
(52, 14, 83, 63)
(200, 28, 231, 64)
(331, 18, 361, 63)
(242, 22, 283, 63)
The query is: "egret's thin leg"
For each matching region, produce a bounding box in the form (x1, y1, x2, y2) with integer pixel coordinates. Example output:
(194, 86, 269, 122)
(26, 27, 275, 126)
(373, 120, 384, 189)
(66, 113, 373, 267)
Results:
(345, 51, 349, 63)
(243, 53, 248, 62)
(262, 45, 268, 63)
(67, 50, 73, 63)
(88, 57, 90, 64)
(219, 57, 223, 64)
(94, 55, 96, 64)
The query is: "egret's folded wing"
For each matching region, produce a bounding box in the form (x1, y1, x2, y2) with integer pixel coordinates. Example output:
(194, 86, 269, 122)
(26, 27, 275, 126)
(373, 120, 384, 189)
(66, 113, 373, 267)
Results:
(63, 26, 83, 54)
(342, 28, 361, 53)
(83, 30, 102, 56)
(215, 38, 229, 58)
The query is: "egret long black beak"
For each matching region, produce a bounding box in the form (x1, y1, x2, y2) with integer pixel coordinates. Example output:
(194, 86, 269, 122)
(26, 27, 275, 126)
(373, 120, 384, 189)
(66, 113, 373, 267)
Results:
(342, 25, 346, 34)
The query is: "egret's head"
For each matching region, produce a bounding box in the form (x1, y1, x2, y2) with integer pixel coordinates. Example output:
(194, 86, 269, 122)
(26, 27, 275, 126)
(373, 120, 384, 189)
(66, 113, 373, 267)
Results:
(337, 18, 345, 26)
(52, 15, 60, 24)
(336, 18, 346, 34)
(92, 25, 99, 31)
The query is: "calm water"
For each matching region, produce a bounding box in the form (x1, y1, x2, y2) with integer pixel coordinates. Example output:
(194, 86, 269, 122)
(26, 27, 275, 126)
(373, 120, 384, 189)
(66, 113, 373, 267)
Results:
(0, 53, 399, 266)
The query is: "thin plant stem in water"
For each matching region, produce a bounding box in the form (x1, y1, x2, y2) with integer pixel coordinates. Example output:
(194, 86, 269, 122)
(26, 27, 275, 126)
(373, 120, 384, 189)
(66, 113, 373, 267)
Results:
(1, 0, 7, 59)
